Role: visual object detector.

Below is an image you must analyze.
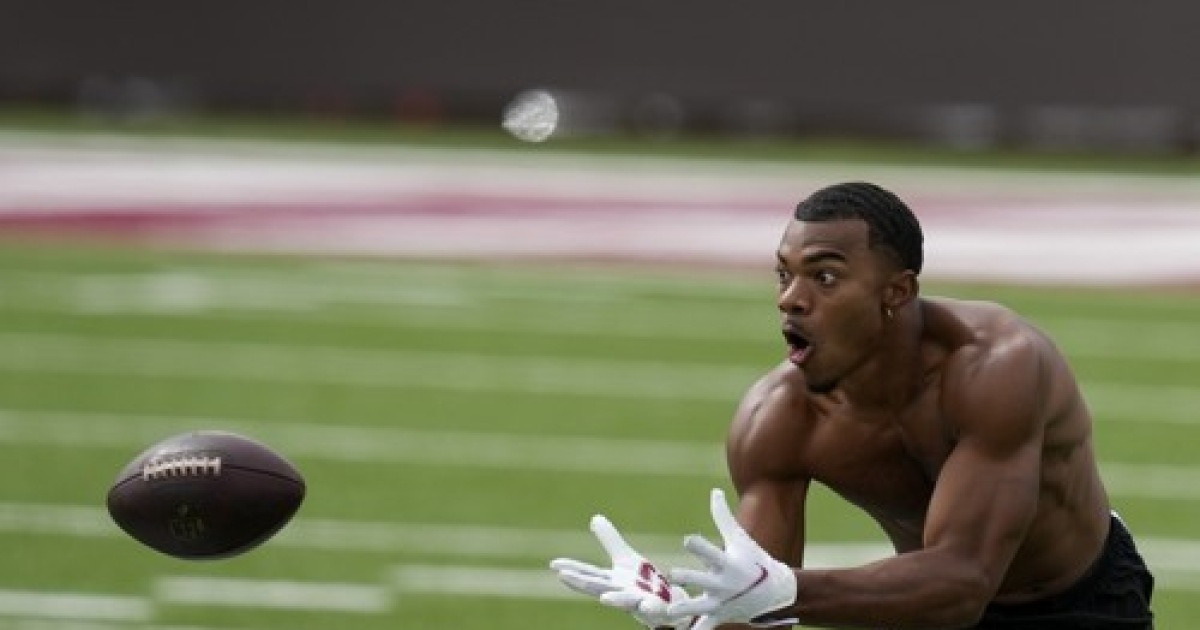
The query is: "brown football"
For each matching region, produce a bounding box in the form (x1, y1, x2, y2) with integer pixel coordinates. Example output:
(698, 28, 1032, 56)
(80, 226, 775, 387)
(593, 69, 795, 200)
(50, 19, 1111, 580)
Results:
(106, 430, 305, 560)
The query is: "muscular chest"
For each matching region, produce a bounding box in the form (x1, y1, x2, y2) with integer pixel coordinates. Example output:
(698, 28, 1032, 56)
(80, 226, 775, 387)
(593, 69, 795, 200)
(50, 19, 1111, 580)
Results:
(803, 400, 955, 523)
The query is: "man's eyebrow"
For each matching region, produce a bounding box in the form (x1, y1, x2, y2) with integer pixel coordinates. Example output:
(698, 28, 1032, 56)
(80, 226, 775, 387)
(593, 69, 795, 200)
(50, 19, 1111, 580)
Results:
(800, 250, 847, 265)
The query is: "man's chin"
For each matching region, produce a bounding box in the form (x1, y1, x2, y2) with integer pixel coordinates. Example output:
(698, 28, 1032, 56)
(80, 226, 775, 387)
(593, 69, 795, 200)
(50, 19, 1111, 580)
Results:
(804, 375, 837, 395)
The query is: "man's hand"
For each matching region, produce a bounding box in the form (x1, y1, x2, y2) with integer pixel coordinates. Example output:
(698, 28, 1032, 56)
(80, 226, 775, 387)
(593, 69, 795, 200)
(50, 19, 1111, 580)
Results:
(550, 514, 695, 630)
(666, 489, 799, 630)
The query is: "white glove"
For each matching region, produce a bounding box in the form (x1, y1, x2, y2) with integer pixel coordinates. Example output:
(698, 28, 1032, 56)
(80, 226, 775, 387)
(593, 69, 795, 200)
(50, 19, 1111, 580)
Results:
(550, 514, 696, 630)
(665, 488, 799, 630)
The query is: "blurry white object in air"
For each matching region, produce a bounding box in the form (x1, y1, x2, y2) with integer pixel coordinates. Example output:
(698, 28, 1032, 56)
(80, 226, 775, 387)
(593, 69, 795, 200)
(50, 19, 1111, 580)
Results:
(502, 89, 560, 142)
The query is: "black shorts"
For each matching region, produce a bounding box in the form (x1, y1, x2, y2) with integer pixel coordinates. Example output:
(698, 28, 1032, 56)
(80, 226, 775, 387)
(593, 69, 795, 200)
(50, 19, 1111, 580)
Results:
(974, 513, 1155, 629)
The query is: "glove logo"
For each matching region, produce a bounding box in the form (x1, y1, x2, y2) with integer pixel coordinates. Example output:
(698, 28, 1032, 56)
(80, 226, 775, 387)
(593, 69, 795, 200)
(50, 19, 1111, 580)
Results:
(636, 561, 674, 601)
(724, 564, 768, 603)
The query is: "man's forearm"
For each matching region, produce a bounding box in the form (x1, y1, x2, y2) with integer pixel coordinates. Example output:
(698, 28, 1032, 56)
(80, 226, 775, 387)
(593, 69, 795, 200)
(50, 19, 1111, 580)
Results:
(780, 554, 990, 629)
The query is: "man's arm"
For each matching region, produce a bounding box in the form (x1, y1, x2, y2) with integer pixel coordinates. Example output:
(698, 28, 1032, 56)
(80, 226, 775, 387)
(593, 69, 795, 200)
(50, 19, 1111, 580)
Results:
(776, 337, 1046, 629)
(725, 366, 811, 571)
(713, 366, 812, 630)
(548, 364, 810, 630)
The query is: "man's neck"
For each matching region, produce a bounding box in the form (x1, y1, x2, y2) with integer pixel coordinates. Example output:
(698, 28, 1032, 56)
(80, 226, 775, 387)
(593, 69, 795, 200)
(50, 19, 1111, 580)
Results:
(833, 300, 927, 412)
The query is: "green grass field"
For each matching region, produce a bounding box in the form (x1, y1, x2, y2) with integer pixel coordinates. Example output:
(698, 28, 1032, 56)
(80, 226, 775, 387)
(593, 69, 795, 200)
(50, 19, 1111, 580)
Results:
(0, 244, 1195, 629)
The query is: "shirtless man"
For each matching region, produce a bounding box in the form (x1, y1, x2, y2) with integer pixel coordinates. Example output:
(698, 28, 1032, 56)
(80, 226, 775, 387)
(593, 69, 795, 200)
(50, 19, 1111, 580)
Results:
(551, 182, 1155, 629)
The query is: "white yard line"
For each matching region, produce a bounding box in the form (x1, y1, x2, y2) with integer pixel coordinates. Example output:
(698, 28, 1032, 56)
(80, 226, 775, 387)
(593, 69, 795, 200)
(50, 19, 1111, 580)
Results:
(2, 558, 1196, 629)
(0, 408, 726, 478)
(0, 501, 667, 560)
(0, 623, 231, 630)
(6, 270, 1200, 355)
(392, 562, 1200, 599)
(1080, 383, 1200, 425)
(154, 577, 388, 613)
(0, 328, 1196, 421)
(2, 501, 1193, 568)
(1101, 464, 1200, 501)
(1, 331, 1199, 410)
(0, 332, 755, 401)
(390, 565, 584, 600)
(0, 591, 149, 622)
(0, 498, 1194, 622)
(0, 408, 1195, 494)
(0, 503, 1197, 601)
(0, 268, 772, 342)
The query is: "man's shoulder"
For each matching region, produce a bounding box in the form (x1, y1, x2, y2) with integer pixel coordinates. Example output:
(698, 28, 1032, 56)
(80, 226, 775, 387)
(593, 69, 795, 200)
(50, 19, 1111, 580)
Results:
(731, 361, 816, 441)
(727, 362, 816, 483)
(924, 296, 1049, 364)
(924, 295, 1026, 329)
(735, 361, 809, 419)
(926, 297, 1064, 438)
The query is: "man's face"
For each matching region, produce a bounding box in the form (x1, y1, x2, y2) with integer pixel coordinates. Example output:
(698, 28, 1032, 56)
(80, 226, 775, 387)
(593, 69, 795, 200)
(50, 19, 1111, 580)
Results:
(775, 218, 892, 393)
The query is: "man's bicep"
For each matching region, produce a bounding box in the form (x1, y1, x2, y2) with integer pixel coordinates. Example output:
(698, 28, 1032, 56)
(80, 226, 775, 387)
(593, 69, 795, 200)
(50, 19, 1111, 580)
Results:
(735, 478, 810, 569)
(725, 367, 811, 567)
(924, 434, 1041, 586)
(924, 340, 1046, 590)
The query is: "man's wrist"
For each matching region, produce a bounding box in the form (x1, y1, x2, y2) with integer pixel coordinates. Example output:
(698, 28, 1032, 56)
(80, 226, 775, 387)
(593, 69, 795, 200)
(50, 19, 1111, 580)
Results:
(751, 567, 799, 627)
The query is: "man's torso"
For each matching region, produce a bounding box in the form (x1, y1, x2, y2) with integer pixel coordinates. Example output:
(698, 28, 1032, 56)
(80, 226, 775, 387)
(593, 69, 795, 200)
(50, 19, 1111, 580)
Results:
(759, 297, 1111, 601)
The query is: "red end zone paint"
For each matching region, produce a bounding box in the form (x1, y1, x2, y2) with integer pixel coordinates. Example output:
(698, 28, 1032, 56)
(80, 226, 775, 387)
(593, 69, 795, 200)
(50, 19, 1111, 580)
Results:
(3, 139, 1200, 284)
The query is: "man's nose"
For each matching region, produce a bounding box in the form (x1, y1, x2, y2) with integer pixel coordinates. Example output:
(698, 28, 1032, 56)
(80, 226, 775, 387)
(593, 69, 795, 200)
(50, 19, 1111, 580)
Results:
(777, 279, 807, 314)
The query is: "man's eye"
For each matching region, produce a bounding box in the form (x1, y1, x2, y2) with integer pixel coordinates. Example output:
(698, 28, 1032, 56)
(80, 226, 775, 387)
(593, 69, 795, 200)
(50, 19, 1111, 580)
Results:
(775, 268, 790, 283)
(815, 270, 837, 285)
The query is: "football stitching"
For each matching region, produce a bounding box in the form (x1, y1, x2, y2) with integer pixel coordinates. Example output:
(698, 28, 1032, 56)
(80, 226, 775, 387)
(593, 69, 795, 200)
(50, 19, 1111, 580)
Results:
(141, 454, 223, 480)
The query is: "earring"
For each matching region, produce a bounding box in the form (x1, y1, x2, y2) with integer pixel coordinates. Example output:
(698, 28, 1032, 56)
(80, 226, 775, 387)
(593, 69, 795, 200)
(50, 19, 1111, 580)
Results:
(886, 308, 894, 320)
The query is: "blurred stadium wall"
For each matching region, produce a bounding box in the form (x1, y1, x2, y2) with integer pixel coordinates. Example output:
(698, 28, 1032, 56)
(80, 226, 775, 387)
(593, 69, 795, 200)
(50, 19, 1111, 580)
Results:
(4, 0, 1200, 153)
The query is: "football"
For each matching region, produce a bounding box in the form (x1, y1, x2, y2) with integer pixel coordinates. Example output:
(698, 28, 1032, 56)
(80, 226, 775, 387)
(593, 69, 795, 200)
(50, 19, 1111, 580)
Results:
(106, 430, 305, 560)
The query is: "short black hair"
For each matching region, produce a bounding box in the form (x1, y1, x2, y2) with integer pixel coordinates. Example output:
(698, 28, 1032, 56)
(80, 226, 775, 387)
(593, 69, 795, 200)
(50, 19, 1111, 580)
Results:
(794, 182, 924, 274)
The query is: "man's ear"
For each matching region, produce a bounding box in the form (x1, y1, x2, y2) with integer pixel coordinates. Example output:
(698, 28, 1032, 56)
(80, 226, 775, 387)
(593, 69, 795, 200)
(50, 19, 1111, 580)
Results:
(884, 270, 919, 312)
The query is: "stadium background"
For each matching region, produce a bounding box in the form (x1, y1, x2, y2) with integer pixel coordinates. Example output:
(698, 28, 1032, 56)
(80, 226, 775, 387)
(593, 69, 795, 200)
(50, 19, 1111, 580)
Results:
(2, 4, 1199, 629)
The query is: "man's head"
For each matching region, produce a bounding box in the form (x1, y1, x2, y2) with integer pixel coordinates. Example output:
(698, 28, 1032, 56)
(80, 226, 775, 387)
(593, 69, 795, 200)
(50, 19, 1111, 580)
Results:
(793, 182, 923, 276)
(776, 182, 924, 393)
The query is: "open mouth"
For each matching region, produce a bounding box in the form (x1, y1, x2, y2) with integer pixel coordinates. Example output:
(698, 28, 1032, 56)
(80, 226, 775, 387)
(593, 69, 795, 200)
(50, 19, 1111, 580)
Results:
(782, 328, 812, 365)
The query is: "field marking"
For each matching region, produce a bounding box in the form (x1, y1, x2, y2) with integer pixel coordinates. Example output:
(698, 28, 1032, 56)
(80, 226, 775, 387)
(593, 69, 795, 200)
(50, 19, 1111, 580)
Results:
(391, 566, 575, 600)
(1102, 464, 1200, 501)
(392, 562, 1200, 599)
(6, 262, 1200, 320)
(391, 543, 900, 599)
(6, 130, 1200, 280)
(0, 409, 724, 477)
(2, 501, 1197, 570)
(0, 623, 231, 630)
(3, 556, 1198, 630)
(0, 591, 149, 622)
(0, 501, 1197, 626)
(3, 557, 1200, 630)
(1046, 319, 1200, 364)
(1, 332, 1200, 417)
(6, 269, 1200, 355)
(0, 265, 766, 308)
(1080, 383, 1200, 426)
(0, 270, 771, 343)
(17, 128, 1200, 216)
(155, 577, 388, 613)
(0, 407, 1196, 497)
(0, 501, 682, 560)
(0, 332, 755, 401)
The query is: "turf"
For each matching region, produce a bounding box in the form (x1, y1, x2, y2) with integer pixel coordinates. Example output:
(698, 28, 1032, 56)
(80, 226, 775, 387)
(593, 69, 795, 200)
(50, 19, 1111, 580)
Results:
(0, 243, 1193, 628)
